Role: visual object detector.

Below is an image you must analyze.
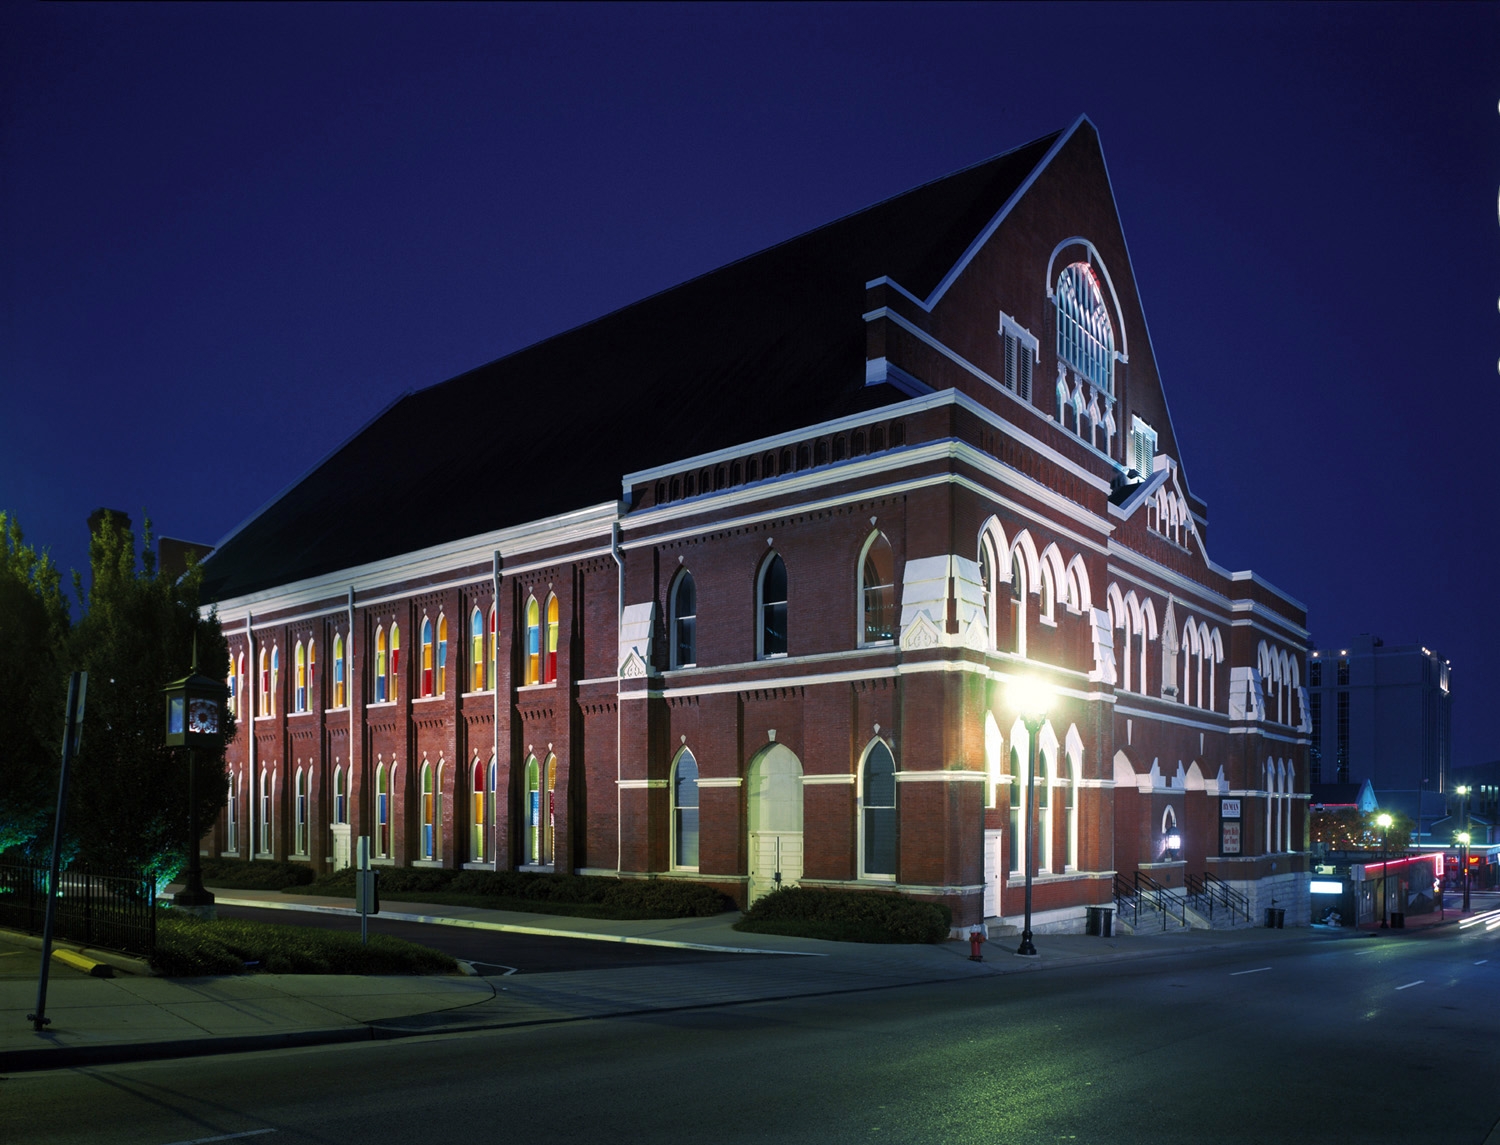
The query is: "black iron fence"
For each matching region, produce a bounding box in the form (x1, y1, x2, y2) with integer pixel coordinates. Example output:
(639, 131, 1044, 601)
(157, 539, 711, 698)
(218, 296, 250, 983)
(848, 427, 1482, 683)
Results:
(0, 861, 156, 957)
(1185, 871, 1251, 923)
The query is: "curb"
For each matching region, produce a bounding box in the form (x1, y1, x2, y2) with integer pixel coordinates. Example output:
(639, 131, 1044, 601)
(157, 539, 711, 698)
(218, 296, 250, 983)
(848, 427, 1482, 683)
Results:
(197, 894, 825, 957)
(0, 927, 153, 977)
(0, 1026, 373, 1075)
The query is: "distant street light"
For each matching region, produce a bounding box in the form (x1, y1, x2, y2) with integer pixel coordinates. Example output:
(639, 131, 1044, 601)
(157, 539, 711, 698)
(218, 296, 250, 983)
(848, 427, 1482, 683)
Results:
(1010, 676, 1052, 958)
(164, 633, 228, 918)
(1376, 812, 1393, 929)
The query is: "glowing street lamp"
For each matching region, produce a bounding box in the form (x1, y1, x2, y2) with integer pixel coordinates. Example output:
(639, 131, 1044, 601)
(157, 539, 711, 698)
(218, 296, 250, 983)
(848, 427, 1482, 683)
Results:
(1010, 676, 1052, 958)
(1376, 812, 1393, 929)
(164, 638, 227, 917)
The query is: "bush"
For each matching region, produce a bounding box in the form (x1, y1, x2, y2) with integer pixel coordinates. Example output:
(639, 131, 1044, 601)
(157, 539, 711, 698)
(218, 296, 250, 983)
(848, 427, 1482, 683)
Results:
(200, 857, 316, 891)
(288, 868, 732, 919)
(151, 911, 458, 977)
(734, 887, 949, 944)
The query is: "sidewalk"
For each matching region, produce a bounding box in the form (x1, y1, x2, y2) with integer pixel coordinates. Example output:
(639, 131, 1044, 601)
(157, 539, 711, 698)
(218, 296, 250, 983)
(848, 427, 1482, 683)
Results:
(0, 887, 1375, 1074)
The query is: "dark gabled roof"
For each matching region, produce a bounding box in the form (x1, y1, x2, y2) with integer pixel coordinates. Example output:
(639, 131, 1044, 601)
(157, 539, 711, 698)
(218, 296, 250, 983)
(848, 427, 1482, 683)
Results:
(201, 128, 1066, 602)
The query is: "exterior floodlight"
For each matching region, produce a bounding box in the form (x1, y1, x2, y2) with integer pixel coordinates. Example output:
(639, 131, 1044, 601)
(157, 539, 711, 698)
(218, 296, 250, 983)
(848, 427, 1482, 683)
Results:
(1010, 676, 1052, 721)
(1376, 813, 1393, 928)
(1459, 832, 1472, 846)
(1376, 813, 1392, 829)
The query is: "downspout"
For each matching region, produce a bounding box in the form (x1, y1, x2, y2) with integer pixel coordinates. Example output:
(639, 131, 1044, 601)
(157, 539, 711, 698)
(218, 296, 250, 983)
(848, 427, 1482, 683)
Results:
(347, 586, 356, 844)
(610, 520, 624, 874)
(492, 549, 501, 867)
(246, 612, 256, 863)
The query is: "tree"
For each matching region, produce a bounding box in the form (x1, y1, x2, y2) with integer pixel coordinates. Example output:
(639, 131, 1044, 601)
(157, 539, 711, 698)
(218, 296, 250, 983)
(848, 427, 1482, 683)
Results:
(0, 513, 70, 853)
(64, 511, 235, 884)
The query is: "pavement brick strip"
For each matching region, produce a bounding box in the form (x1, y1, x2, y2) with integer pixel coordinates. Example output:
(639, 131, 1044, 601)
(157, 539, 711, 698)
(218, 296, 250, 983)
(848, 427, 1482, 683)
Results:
(1, 888, 1457, 1074)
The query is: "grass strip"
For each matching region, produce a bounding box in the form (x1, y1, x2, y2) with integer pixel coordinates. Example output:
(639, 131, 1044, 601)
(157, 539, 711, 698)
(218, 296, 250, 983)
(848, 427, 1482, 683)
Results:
(152, 911, 458, 977)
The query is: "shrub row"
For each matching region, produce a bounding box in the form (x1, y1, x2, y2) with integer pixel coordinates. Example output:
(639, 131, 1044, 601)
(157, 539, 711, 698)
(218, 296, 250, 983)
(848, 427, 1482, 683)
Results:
(734, 886, 950, 944)
(199, 857, 316, 890)
(151, 912, 458, 977)
(289, 867, 733, 918)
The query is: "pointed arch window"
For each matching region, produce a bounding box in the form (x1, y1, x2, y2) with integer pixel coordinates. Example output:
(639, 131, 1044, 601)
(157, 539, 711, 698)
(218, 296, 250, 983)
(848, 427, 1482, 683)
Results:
(859, 533, 896, 646)
(420, 618, 435, 697)
(436, 615, 449, 696)
(294, 642, 307, 713)
(307, 640, 316, 708)
(333, 764, 347, 825)
(524, 754, 557, 865)
(226, 655, 238, 718)
(237, 654, 246, 720)
(269, 646, 279, 717)
(470, 757, 489, 862)
(259, 769, 273, 855)
(1010, 552, 1027, 656)
(421, 762, 437, 860)
(226, 771, 239, 852)
(333, 634, 346, 708)
(759, 554, 788, 658)
(860, 741, 897, 878)
(544, 596, 560, 683)
(524, 598, 541, 685)
(1009, 745, 1024, 873)
(671, 570, 697, 669)
(389, 625, 401, 702)
(1038, 740, 1054, 873)
(294, 767, 308, 855)
(1054, 262, 1115, 397)
(1039, 567, 1055, 625)
(470, 609, 486, 691)
(672, 748, 700, 870)
(374, 627, 389, 703)
(489, 607, 498, 690)
(375, 763, 391, 858)
(979, 537, 995, 650)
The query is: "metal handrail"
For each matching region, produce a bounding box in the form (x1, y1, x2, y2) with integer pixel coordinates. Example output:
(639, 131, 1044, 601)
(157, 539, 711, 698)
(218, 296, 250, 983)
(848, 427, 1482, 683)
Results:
(1134, 870, 1186, 930)
(1202, 872, 1250, 922)
(1113, 872, 1139, 929)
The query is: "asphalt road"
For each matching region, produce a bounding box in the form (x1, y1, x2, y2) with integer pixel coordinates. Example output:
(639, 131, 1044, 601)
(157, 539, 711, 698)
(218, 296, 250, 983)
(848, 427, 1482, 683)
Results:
(7, 923, 1499, 1144)
(214, 904, 762, 974)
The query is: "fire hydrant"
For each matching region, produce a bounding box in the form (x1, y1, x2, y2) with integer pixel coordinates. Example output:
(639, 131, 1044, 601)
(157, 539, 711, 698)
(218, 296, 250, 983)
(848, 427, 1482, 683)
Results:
(968, 925, 986, 962)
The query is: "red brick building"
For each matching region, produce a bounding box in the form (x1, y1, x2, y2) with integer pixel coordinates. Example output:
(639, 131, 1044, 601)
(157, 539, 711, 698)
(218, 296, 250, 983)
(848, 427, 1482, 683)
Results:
(200, 117, 1311, 933)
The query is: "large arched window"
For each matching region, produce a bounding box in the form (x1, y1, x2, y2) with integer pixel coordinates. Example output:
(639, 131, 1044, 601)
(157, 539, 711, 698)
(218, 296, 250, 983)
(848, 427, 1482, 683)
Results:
(259, 769, 273, 855)
(1037, 737, 1055, 874)
(544, 595, 560, 683)
(1054, 262, 1115, 397)
(671, 570, 697, 669)
(258, 648, 270, 716)
(226, 771, 238, 852)
(294, 642, 307, 713)
(672, 748, 700, 870)
(979, 536, 996, 650)
(1064, 727, 1083, 871)
(524, 598, 541, 685)
(237, 653, 246, 720)
(269, 646, 279, 717)
(436, 614, 448, 696)
(226, 655, 237, 718)
(859, 532, 896, 646)
(420, 618, 435, 697)
(758, 553, 788, 658)
(374, 627, 388, 703)
(860, 740, 897, 879)
(333, 764, 346, 825)
(470, 609, 486, 692)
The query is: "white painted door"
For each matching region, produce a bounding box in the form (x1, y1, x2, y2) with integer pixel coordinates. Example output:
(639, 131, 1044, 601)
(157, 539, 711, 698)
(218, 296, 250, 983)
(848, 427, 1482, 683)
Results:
(746, 744, 804, 904)
(983, 828, 1002, 917)
(330, 823, 352, 871)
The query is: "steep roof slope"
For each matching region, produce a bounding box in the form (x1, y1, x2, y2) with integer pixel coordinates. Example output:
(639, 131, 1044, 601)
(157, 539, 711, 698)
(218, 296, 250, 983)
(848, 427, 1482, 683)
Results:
(201, 129, 1063, 602)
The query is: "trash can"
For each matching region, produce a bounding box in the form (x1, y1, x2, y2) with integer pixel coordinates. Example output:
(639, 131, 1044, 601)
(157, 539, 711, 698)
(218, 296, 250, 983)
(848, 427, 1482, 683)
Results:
(1390, 912, 1405, 929)
(1265, 907, 1285, 929)
(1086, 906, 1114, 937)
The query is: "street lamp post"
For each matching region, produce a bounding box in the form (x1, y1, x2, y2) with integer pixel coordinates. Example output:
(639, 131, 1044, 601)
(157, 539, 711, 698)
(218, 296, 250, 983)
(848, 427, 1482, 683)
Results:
(1456, 786, 1472, 913)
(164, 636, 228, 919)
(1458, 831, 1472, 913)
(1010, 677, 1051, 958)
(1376, 812, 1393, 929)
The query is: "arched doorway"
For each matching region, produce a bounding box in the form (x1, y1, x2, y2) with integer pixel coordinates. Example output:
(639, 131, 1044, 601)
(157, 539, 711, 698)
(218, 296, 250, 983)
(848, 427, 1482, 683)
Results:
(746, 743, 803, 903)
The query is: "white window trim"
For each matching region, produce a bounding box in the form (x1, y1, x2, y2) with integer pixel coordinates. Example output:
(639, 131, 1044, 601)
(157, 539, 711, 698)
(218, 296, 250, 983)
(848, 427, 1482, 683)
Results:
(857, 738, 898, 882)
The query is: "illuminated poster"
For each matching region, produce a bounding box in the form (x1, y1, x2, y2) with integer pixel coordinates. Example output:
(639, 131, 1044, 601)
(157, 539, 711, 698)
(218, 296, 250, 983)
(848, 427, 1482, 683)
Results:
(1222, 821, 1241, 854)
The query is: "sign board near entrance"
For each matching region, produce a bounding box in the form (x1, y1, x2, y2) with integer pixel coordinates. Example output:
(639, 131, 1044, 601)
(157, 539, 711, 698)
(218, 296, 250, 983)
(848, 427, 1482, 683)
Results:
(1222, 821, 1241, 855)
(1221, 799, 1241, 818)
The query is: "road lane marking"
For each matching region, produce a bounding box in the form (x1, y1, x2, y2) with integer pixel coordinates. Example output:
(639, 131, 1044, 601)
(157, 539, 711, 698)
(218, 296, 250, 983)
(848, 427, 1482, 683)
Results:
(1476, 959, 1489, 965)
(161, 1131, 275, 1145)
(1231, 967, 1272, 976)
(1395, 980, 1425, 991)
(1352, 948, 1382, 955)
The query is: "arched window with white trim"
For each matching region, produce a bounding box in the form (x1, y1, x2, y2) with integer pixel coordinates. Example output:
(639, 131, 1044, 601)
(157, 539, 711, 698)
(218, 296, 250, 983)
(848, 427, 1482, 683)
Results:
(389, 625, 401, 702)
(375, 761, 392, 858)
(524, 598, 541, 685)
(672, 748, 700, 870)
(226, 771, 238, 853)
(294, 642, 307, 713)
(758, 553, 788, 658)
(670, 569, 697, 668)
(543, 595, 560, 684)
(333, 634, 346, 708)
(436, 614, 449, 696)
(1010, 550, 1027, 656)
(333, 764, 346, 825)
(470, 608, 486, 691)
(1064, 726, 1083, 870)
(470, 756, 487, 862)
(374, 627, 388, 702)
(420, 617, 435, 697)
(1055, 262, 1116, 397)
(859, 740, 897, 879)
(259, 768, 273, 855)
(294, 767, 308, 855)
(859, 532, 896, 646)
(421, 761, 436, 860)
(1037, 724, 1058, 873)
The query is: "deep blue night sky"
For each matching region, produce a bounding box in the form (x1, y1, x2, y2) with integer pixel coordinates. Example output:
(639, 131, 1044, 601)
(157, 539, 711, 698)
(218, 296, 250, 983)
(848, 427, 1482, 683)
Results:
(3, 3, 1496, 765)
